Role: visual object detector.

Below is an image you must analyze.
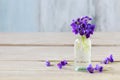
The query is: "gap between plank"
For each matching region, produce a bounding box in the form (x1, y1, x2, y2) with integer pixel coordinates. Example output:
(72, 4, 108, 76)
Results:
(0, 60, 119, 62)
(0, 44, 120, 47)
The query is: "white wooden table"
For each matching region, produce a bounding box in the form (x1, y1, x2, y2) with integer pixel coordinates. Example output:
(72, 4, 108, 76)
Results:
(0, 32, 119, 80)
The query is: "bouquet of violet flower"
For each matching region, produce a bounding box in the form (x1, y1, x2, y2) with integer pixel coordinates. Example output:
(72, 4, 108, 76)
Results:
(70, 16, 96, 71)
(70, 16, 95, 38)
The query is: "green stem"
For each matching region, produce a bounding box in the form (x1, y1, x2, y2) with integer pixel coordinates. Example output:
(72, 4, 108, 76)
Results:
(80, 36, 90, 53)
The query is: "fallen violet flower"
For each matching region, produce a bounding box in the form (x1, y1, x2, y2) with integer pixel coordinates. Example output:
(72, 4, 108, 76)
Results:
(86, 64, 94, 73)
(45, 60, 51, 67)
(103, 54, 114, 64)
(103, 57, 109, 64)
(60, 60, 68, 66)
(87, 64, 104, 73)
(94, 64, 99, 70)
(99, 66, 103, 72)
(95, 64, 103, 72)
(109, 54, 114, 62)
(57, 63, 63, 69)
(57, 60, 68, 69)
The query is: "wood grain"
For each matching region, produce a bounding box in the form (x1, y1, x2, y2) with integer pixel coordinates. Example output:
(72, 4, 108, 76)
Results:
(0, 32, 120, 46)
(0, 46, 119, 61)
(0, 61, 119, 80)
(0, 61, 118, 71)
(0, 32, 119, 80)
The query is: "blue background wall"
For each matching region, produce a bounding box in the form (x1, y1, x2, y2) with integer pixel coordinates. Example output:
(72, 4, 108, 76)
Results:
(0, 0, 39, 32)
(0, 0, 119, 32)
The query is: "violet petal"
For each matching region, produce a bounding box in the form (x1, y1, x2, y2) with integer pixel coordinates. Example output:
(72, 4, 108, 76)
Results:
(57, 63, 62, 69)
(109, 54, 114, 62)
(45, 60, 51, 67)
(103, 58, 109, 64)
(95, 64, 99, 70)
(87, 64, 94, 73)
(99, 66, 103, 72)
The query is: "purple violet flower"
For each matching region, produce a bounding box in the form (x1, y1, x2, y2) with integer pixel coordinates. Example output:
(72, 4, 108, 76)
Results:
(95, 64, 99, 70)
(103, 54, 114, 64)
(60, 60, 68, 66)
(45, 60, 51, 67)
(103, 57, 109, 64)
(95, 64, 103, 72)
(109, 54, 114, 62)
(87, 64, 94, 73)
(70, 16, 95, 38)
(57, 63, 62, 69)
(57, 60, 68, 69)
(99, 66, 103, 72)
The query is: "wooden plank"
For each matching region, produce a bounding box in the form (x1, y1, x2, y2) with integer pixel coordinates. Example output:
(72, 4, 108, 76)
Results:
(0, 32, 119, 80)
(0, 61, 119, 80)
(0, 46, 119, 61)
(0, 72, 119, 80)
(0, 32, 120, 46)
(0, 61, 118, 71)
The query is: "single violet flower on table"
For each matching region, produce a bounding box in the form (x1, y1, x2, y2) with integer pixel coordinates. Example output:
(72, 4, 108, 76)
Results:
(102, 54, 114, 64)
(57, 63, 63, 69)
(87, 64, 103, 73)
(86, 64, 94, 73)
(57, 60, 68, 69)
(95, 64, 99, 70)
(45, 60, 51, 67)
(99, 66, 103, 72)
(60, 60, 68, 66)
(103, 57, 109, 64)
(109, 54, 114, 62)
(95, 64, 103, 72)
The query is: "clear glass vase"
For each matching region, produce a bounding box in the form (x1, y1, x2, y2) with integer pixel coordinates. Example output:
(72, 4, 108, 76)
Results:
(74, 35, 91, 71)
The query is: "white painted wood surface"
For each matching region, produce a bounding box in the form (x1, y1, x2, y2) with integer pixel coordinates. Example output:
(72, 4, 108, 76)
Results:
(0, 32, 120, 46)
(0, 32, 119, 80)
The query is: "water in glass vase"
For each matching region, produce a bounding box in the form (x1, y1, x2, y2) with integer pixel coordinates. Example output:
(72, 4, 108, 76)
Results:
(74, 35, 91, 71)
